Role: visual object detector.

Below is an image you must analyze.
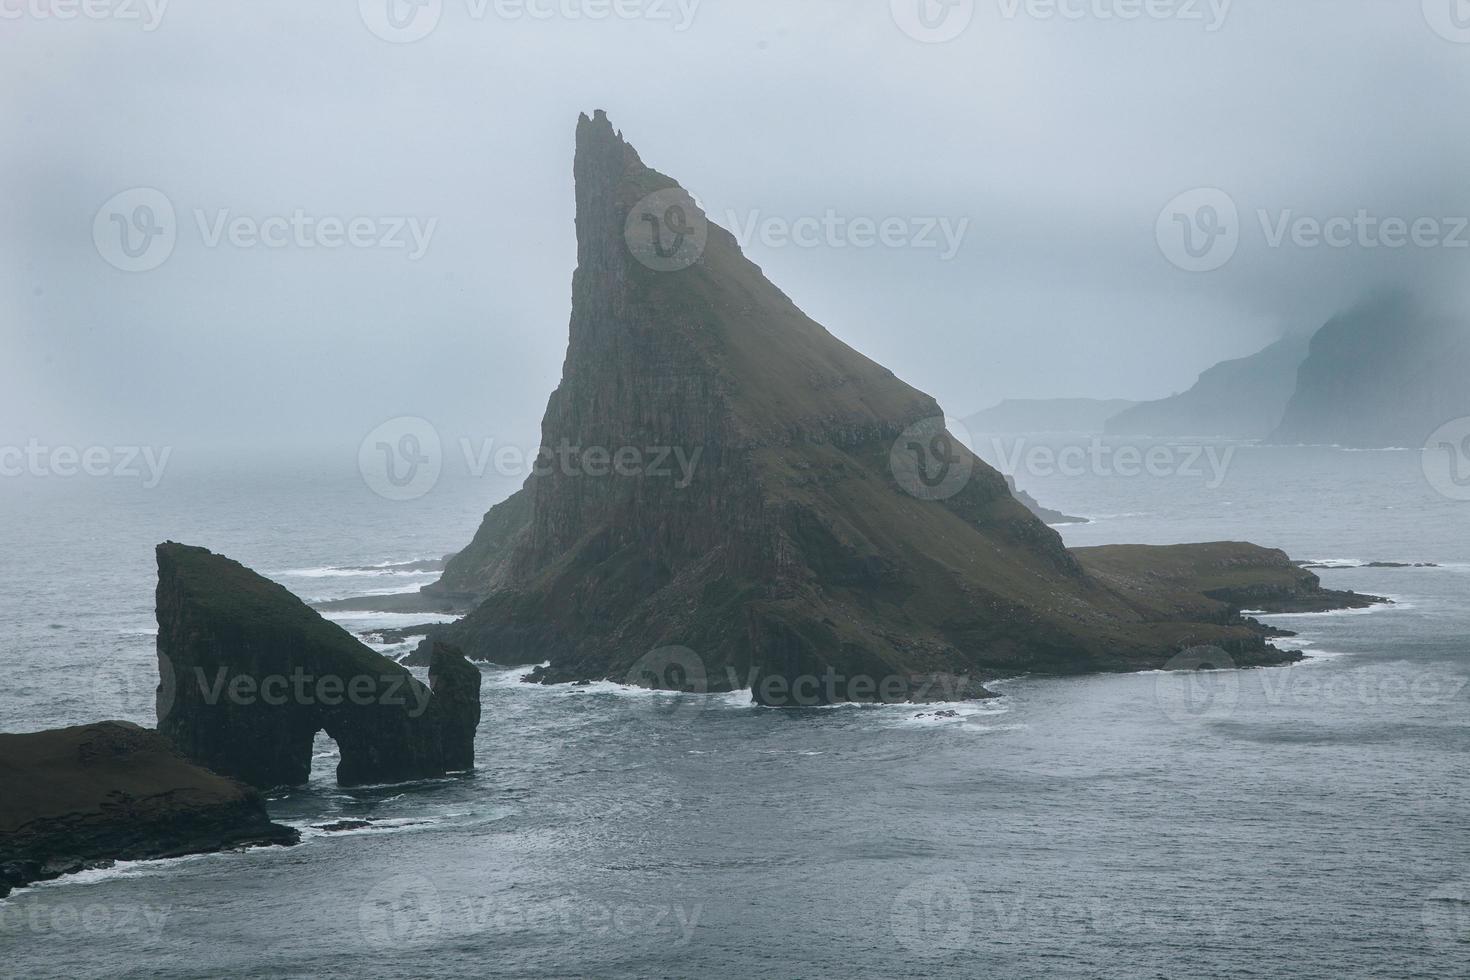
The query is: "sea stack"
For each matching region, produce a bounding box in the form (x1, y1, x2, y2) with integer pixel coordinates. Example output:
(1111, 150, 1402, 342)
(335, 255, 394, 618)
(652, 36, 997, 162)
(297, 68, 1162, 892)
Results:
(411, 110, 1377, 703)
(156, 543, 481, 788)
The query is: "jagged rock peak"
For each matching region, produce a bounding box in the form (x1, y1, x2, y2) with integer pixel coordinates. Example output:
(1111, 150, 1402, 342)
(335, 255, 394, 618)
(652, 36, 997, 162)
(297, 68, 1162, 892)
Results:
(413, 113, 1382, 704)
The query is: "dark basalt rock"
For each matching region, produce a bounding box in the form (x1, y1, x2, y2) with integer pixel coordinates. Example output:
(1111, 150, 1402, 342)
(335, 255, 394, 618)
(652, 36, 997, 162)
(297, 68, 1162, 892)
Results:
(0, 722, 298, 897)
(1005, 475, 1087, 525)
(1073, 542, 1389, 620)
(312, 819, 376, 832)
(428, 640, 481, 772)
(361, 623, 441, 645)
(156, 543, 481, 788)
(407, 111, 1382, 703)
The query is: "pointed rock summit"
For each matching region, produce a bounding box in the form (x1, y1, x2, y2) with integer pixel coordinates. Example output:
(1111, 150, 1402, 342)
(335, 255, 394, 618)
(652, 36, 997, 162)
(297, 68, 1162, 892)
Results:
(415, 111, 1371, 704)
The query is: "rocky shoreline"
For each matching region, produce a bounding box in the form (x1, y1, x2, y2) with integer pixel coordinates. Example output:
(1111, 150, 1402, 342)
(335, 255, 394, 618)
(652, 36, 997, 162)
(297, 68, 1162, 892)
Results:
(2, 544, 488, 897)
(0, 722, 298, 898)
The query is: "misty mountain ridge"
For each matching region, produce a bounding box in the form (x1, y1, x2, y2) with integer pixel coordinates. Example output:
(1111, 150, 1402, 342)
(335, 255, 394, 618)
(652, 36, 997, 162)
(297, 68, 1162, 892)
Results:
(1270, 293, 1470, 448)
(973, 292, 1469, 451)
(1105, 335, 1311, 441)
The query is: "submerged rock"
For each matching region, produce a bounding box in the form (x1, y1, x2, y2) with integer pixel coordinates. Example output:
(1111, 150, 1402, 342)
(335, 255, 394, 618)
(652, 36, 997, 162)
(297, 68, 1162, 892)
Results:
(156, 543, 482, 788)
(311, 819, 376, 832)
(360, 623, 441, 645)
(407, 111, 1380, 703)
(0, 721, 298, 897)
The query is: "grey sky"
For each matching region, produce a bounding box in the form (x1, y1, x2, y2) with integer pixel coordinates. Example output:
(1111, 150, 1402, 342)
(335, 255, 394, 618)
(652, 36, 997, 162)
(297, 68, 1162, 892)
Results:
(4, 0, 1469, 452)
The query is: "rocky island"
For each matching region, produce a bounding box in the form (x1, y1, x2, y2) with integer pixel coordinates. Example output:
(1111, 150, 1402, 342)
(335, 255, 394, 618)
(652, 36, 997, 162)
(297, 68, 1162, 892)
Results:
(0, 721, 298, 898)
(370, 110, 1383, 705)
(157, 543, 482, 788)
(0, 545, 485, 896)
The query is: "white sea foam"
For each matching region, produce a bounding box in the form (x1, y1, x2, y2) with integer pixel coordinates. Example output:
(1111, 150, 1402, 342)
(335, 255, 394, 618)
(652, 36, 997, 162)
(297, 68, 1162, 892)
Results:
(17, 849, 233, 892)
(959, 722, 1028, 735)
(318, 610, 460, 629)
(9, 812, 457, 898)
(291, 816, 440, 840)
(1249, 597, 1410, 620)
(1270, 442, 1413, 452)
(893, 702, 1011, 728)
(277, 560, 442, 579)
(484, 667, 740, 710)
(1296, 648, 1351, 663)
(1301, 558, 1449, 569)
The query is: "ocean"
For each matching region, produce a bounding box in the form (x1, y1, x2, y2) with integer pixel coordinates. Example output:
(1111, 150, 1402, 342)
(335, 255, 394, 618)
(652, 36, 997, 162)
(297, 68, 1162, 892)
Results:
(1, 439, 1467, 978)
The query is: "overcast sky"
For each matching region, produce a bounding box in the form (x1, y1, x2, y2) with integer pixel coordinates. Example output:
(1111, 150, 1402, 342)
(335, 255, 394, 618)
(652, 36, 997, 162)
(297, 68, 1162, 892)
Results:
(4, 0, 1469, 454)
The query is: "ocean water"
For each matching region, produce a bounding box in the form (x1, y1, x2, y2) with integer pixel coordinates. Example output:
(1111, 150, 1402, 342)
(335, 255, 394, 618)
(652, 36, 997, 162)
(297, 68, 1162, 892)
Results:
(1, 441, 1467, 979)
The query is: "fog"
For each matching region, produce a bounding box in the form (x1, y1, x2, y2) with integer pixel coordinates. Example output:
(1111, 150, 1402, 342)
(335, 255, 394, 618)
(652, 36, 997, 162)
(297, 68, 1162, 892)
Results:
(4, 0, 1469, 454)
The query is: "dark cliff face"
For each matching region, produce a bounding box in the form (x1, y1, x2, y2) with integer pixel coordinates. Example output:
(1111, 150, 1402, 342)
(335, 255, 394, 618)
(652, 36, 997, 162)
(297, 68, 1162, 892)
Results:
(0, 722, 298, 897)
(1105, 336, 1309, 440)
(416, 111, 1377, 703)
(1270, 295, 1470, 448)
(428, 640, 482, 772)
(1005, 475, 1086, 525)
(156, 543, 480, 788)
